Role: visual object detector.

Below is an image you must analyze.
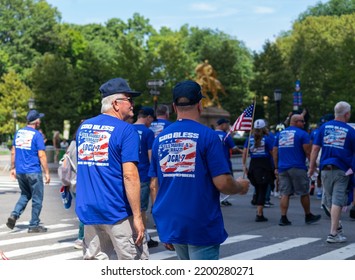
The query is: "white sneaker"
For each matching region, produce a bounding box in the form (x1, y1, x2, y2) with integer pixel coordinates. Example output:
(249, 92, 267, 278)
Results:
(74, 239, 83, 249)
(326, 233, 347, 243)
(274, 192, 279, 197)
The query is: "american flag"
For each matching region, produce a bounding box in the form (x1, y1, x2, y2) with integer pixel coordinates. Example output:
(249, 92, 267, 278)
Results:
(230, 103, 254, 132)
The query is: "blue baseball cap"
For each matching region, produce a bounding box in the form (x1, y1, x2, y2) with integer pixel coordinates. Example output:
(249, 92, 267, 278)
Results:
(99, 77, 141, 98)
(217, 118, 229, 125)
(26, 110, 45, 123)
(173, 80, 204, 106)
(140, 107, 155, 117)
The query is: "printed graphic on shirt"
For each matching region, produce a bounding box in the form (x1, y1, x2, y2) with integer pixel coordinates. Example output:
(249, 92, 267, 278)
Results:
(158, 132, 198, 177)
(323, 125, 348, 149)
(15, 130, 35, 150)
(77, 124, 114, 166)
(250, 139, 266, 155)
(150, 123, 164, 137)
(279, 130, 295, 148)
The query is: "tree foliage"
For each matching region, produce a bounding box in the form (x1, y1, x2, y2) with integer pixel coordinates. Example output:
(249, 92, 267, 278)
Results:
(2, 0, 355, 140)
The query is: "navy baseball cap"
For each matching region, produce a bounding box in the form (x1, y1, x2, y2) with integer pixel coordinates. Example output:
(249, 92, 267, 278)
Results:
(99, 77, 141, 98)
(173, 80, 205, 106)
(217, 118, 229, 125)
(26, 110, 45, 122)
(140, 107, 155, 117)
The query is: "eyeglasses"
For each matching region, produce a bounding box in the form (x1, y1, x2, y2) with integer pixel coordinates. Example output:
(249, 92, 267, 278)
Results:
(296, 120, 305, 123)
(115, 97, 134, 105)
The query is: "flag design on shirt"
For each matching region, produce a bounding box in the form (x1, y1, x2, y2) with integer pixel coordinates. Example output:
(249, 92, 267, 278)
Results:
(158, 138, 197, 175)
(324, 126, 347, 148)
(15, 130, 35, 150)
(78, 130, 110, 163)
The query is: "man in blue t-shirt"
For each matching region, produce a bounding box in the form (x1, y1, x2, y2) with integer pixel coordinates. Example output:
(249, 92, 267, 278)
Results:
(273, 114, 321, 226)
(309, 101, 355, 244)
(214, 118, 242, 206)
(149, 104, 172, 137)
(133, 106, 158, 248)
(7, 110, 50, 233)
(149, 80, 249, 260)
(75, 77, 148, 260)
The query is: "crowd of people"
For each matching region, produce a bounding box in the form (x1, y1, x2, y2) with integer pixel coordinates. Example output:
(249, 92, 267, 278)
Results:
(4, 76, 355, 260)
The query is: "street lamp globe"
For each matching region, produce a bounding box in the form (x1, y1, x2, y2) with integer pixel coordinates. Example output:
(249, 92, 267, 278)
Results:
(28, 98, 35, 109)
(274, 89, 282, 102)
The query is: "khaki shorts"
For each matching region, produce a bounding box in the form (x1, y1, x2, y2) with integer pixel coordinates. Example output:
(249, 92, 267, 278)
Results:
(321, 169, 349, 207)
(279, 168, 309, 196)
(83, 216, 149, 260)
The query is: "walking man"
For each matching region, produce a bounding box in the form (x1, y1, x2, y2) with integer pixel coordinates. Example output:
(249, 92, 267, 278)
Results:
(149, 80, 249, 260)
(75, 77, 148, 259)
(7, 109, 50, 233)
(133, 107, 159, 248)
(215, 118, 242, 206)
(149, 104, 172, 137)
(309, 101, 355, 243)
(273, 114, 321, 226)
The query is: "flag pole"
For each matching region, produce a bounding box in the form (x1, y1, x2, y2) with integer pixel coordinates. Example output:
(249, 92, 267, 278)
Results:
(243, 98, 257, 179)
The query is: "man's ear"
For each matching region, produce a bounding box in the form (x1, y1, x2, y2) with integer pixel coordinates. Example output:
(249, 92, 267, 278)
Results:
(172, 103, 177, 113)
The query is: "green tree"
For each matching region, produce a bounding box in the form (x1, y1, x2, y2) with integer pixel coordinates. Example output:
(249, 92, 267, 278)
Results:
(298, 0, 355, 21)
(0, 70, 33, 134)
(251, 41, 293, 124)
(0, 0, 61, 77)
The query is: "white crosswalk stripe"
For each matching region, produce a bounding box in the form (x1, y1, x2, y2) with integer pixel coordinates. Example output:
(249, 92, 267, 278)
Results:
(221, 237, 320, 260)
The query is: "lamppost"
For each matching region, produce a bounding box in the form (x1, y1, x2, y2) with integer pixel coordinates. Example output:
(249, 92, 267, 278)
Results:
(28, 98, 35, 109)
(12, 109, 17, 135)
(274, 89, 282, 124)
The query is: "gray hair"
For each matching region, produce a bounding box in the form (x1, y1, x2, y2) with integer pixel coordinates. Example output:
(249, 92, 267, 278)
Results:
(101, 94, 121, 113)
(334, 101, 351, 117)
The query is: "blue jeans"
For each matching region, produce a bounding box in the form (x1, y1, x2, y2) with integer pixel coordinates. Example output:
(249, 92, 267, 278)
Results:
(12, 173, 44, 228)
(173, 244, 220, 260)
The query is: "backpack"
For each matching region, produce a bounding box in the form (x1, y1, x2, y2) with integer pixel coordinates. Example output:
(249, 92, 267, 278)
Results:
(58, 153, 77, 187)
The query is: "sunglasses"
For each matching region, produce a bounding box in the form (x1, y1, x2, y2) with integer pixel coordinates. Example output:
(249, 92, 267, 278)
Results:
(115, 97, 134, 105)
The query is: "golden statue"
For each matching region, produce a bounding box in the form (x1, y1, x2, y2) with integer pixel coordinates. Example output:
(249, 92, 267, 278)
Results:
(195, 60, 226, 108)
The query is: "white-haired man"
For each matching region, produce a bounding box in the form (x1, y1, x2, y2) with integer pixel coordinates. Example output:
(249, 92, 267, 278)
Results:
(309, 101, 355, 243)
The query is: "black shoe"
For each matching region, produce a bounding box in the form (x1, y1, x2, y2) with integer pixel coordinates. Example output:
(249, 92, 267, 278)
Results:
(255, 215, 268, 222)
(251, 194, 257, 206)
(6, 216, 17, 230)
(28, 226, 48, 233)
(279, 217, 292, 226)
(147, 238, 159, 248)
(305, 213, 321, 224)
(264, 201, 274, 208)
(349, 205, 355, 219)
(221, 201, 232, 206)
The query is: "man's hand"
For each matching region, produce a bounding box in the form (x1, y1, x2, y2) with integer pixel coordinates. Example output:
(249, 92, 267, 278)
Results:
(44, 173, 50, 184)
(235, 177, 249, 195)
(133, 216, 145, 246)
(10, 169, 16, 180)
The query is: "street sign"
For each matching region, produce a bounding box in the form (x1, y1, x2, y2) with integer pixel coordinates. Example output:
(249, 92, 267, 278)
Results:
(146, 79, 165, 88)
(150, 89, 160, 95)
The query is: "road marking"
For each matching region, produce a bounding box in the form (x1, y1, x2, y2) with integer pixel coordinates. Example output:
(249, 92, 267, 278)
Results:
(0, 223, 75, 236)
(37, 251, 83, 260)
(221, 237, 320, 260)
(311, 243, 355, 260)
(6, 242, 76, 258)
(0, 229, 77, 246)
